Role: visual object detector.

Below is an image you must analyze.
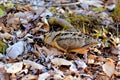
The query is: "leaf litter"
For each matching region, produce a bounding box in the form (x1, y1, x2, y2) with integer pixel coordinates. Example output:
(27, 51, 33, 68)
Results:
(0, 0, 120, 80)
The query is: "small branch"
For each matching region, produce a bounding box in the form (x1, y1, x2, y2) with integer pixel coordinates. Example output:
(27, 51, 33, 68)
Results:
(13, 1, 81, 7)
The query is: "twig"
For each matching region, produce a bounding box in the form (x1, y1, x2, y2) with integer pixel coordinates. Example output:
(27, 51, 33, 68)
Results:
(13, 1, 81, 7)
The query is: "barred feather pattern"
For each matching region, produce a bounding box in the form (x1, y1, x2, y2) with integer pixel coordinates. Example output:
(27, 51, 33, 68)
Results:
(44, 31, 98, 54)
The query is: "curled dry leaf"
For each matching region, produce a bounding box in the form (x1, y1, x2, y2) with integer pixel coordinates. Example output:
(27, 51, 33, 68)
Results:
(115, 61, 120, 76)
(0, 32, 14, 40)
(80, 0, 103, 7)
(102, 58, 115, 77)
(111, 44, 120, 55)
(53, 67, 65, 78)
(0, 62, 8, 80)
(51, 58, 72, 66)
(75, 60, 87, 69)
(5, 62, 23, 73)
(0, 53, 4, 59)
(0, 22, 10, 32)
(64, 75, 73, 80)
(21, 74, 38, 80)
(69, 64, 77, 72)
(38, 72, 50, 80)
(0, 62, 5, 70)
(41, 18, 50, 32)
(53, 74, 64, 80)
(6, 41, 25, 59)
(88, 54, 97, 64)
(23, 60, 44, 70)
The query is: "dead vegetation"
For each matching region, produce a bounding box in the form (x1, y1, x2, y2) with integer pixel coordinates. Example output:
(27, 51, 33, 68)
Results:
(0, 0, 120, 80)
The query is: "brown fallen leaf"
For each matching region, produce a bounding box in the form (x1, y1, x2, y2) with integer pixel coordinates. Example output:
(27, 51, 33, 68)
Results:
(23, 60, 44, 70)
(51, 58, 72, 66)
(64, 75, 73, 80)
(5, 62, 23, 73)
(21, 74, 38, 80)
(0, 32, 14, 40)
(102, 58, 115, 77)
(0, 22, 11, 32)
(0, 62, 9, 80)
(95, 73, 110, 80)
(6, 41, 25, 59)
(115, 61, 120, 77)
(38, 72, 50, 80)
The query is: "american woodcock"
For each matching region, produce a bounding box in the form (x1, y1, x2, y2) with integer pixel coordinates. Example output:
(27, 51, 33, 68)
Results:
(44, 31, 98, 54)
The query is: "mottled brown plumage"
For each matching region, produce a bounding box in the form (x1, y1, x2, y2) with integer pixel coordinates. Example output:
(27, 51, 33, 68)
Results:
(44, 31, 98, 54)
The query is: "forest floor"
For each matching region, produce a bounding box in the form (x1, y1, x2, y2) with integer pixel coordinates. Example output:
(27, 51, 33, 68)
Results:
(0, 0, 120, 80)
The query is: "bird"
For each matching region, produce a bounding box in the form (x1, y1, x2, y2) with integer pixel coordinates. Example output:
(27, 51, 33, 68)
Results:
(44, 31, 98, 54)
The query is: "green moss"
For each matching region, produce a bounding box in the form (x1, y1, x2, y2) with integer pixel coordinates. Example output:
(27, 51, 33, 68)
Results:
(111, 2, 120, 22)
(92, 7, 106, 13)
(50, 7, 57, 12)
(66, 14, 102, 34)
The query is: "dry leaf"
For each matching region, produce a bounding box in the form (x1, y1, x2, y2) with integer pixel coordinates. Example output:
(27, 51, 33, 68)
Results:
(102, 58, 115, 77)
(75, 60, 87, 69)
(64, 75, 73, 80)
(0, 32, 14, 40)
(5, 62, 23, 73)
(23, 60, 44, 70)
(21, 74, 38, 80)
(38, 72, 50, 80)
(0, 53, 4, 59)
(51, 58, 72, 66)
(0, 62, 9, 80)
(88, 54, 97, 64)
(69, 64, 77, 72)
(53, 74, 64, 80)
(6, 41, 25, 59)
(0, 62, 5, 72)
(115, 61, 120, 76)
(79, 0, 103, 7)
(0, 22, 10, 32)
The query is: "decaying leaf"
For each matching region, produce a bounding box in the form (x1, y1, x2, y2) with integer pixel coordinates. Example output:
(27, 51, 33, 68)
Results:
(115, 61, 120, 76)
(0, 53, 4, 59)
(5, 62, 23, 73)
(0, 22, 11, 32)
(23, 60, 44, 70)
(51, 58, 72, 66)
(6, 41, 25, 59)
(75, 60, 87, 69)
(102, 58, 115, 77)
(64, 75, 73, 80)
(38, 72, 50, 80)
(0, 62, 5, 70)
(0, 0, 119, 79)
(21, 74, 38, 80)
(0, 32, 14, 40)
(88, 54, 97, 64)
